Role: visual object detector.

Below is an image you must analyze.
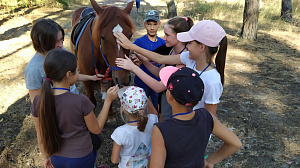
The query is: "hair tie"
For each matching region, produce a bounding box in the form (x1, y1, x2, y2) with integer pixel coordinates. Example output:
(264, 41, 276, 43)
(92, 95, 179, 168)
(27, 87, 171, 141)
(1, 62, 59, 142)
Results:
(183, 17, 188, 21)
(45, 77, 52, 82)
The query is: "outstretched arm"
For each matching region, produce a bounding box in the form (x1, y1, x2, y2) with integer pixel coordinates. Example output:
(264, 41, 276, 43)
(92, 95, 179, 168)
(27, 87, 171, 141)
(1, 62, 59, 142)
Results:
(114, 31, 182, 65)
(78, 74, 104, 81)
(136, 53, 162, 78)
(84, 86, 119, 134)
(204, 115, 242, 167)
(115, 56, 166, 93)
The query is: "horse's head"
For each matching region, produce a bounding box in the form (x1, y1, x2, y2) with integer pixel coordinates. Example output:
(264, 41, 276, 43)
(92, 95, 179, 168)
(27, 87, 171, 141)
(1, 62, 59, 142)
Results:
(91, 0, 134, 87)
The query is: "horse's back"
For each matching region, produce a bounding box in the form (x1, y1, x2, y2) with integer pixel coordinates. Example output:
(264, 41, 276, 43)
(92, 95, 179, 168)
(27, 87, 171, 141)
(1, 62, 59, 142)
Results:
(72, 7, 88, 27)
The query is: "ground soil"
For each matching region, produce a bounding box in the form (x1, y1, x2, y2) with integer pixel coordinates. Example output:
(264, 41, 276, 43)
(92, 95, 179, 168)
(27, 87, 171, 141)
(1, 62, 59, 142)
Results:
(0, 0, 299, 167)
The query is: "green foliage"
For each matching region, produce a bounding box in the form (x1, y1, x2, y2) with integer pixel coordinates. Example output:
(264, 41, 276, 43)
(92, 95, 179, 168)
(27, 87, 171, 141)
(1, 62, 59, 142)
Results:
(0, 0, 71, 8)
(56, 0, 69, 8)
(179, 0, 299, 32)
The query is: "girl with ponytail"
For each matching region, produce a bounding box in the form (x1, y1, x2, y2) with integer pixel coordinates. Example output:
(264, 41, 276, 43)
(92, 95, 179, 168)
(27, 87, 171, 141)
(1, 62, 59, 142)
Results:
(111, 86, 158, 168)
(115, 20, 227, 116)
(31, 49, 119, 168)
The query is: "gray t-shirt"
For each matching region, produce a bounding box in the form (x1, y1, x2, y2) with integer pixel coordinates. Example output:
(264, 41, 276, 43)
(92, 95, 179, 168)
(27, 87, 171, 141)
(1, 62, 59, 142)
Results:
(31, 92, 95, 158)
(24, 52, 79, 94)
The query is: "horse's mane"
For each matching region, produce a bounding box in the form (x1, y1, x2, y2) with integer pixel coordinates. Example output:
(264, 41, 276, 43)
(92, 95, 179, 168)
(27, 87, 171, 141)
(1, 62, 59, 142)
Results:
(94, 6, 135, 33)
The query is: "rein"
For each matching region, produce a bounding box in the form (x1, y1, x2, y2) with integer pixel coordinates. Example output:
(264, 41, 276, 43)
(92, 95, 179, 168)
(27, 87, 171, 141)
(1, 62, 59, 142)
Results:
(89, 18, 123, 79)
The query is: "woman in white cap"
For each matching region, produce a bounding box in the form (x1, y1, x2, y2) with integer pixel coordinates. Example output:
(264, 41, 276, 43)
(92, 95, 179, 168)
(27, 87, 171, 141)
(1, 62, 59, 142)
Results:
(111, 86, 158, 168)
(115, 20, 227, 116)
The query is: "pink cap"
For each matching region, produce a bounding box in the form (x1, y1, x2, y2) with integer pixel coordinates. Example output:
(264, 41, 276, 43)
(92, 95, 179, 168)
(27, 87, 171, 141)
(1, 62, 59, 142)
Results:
(177, 20, 226, 47)
(159, 66, 179, 86)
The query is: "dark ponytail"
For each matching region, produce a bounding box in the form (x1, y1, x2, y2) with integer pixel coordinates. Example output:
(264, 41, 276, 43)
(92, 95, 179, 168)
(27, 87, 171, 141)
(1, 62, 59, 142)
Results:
(214, 36, 227, 85)
(205, 36, 227, 85)
(136, 110, 148, 132)
(38, 79, 61, 155)
(38, 49, 77, 155)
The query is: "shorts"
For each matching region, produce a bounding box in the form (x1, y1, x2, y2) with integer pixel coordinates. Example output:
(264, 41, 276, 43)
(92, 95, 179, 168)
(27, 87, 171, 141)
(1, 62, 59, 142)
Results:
(51, 149, 97, 168)
(136, 0, 140, 8)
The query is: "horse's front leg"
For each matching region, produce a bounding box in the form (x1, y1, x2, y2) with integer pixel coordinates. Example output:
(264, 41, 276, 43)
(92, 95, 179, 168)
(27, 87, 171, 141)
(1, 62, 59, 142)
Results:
(100, 81, 116, 123)
(83, 80, 97, 107)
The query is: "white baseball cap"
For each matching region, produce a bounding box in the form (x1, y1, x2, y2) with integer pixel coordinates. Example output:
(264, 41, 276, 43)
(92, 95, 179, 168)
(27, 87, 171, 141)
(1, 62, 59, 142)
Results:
(177, 20, 226, 47)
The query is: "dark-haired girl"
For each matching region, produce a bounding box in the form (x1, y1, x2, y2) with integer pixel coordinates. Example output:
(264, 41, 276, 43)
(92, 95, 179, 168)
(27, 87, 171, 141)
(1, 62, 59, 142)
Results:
(25, 18, 103, 104)
(31, 49, 118, 168)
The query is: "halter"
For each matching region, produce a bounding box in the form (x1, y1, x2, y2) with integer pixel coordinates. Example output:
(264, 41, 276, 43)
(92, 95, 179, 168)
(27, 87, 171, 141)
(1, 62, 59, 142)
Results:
(89, 18, 123, 79)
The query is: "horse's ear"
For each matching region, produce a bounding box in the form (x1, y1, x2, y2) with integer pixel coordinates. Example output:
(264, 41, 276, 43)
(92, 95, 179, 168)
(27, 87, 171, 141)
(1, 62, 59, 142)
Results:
(123, 1, 134, 14)
(90, 0, 102, 13)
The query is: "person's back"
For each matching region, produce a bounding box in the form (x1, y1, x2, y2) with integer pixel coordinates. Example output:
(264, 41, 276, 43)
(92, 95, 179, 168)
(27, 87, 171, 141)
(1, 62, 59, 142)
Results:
(112, 114, 157, 167)
(111, 86, 158, 168)
(150, 67, 242, 168)
(155, 108, 213, 167)
(32, 92, 94, 158)
(133, 10, 165, 112)
(31, 49, 119, 168)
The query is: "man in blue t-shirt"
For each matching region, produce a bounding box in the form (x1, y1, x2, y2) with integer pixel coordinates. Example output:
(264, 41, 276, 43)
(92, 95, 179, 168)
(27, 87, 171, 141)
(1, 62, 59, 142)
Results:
(133, 10, 165, 112)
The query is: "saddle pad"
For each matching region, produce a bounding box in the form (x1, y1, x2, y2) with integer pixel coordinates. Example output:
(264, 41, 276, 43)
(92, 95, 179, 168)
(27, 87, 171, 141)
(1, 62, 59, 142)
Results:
(71, 11, 95, 46)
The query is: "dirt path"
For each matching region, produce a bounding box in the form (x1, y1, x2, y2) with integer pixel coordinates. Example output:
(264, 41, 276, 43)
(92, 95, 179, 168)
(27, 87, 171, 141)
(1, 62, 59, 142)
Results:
(0, 0, 299, 167)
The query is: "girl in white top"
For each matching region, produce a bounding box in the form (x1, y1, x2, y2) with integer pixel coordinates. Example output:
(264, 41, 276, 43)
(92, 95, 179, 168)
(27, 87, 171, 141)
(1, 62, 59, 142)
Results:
(114, 20, 227, 116)
(111, 86, 158, 168)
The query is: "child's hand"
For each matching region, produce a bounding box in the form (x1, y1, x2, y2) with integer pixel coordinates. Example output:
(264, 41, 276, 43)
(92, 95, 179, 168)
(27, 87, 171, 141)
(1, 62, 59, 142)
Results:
(105, 85, 119, 102)
(131, 54, 142, 66)
(135, 52, 149, 63)
(90, 74, 104, 81)
(115, 55, 137, 71)
(113, 31, 134, 50)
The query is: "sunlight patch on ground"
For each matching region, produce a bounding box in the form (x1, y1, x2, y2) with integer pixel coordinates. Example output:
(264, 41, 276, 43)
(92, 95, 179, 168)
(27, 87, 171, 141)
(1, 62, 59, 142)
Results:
(0, 34, 35, 114)
(0, 16, 31, 34)
(282, 136, 300, 156)
(144, 0, 166, 6)
(226, 48, 259, 73)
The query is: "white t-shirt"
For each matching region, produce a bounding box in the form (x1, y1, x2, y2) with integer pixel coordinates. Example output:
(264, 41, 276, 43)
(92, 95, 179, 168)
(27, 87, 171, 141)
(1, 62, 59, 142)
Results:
(180, 51, 223, 110)
(111, 114, 158, 168)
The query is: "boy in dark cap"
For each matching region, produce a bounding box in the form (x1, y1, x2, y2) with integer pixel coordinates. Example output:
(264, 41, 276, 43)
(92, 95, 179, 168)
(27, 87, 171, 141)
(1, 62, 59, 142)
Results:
(133, 10, 165, 113)
(150, 66, 242, 168)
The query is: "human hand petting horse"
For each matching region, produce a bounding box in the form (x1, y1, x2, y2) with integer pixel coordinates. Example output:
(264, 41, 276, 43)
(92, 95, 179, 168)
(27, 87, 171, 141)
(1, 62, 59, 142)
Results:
(115, 55, 138, 71)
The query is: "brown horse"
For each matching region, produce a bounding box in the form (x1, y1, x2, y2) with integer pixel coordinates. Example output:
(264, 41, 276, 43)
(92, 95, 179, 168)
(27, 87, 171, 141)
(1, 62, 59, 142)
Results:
(71, 0, 134, 122)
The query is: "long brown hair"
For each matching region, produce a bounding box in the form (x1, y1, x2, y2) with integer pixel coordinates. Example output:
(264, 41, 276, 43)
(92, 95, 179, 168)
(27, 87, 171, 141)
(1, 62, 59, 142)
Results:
(38, 49, 77, 155)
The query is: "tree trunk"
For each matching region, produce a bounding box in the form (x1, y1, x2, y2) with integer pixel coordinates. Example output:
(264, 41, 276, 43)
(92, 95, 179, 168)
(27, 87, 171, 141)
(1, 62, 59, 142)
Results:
(166, 0, 177, 18)
(281, 0, 292, 22)
(241, 0, 260, 40)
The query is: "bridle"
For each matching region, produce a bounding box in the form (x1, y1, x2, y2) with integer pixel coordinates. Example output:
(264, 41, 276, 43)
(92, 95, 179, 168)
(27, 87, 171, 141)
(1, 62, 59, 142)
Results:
(89, 18, 123, 81)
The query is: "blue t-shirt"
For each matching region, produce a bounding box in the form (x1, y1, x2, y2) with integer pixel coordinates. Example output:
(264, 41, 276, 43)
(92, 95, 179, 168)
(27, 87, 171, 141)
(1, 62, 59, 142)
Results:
(133, 35, 165, 89)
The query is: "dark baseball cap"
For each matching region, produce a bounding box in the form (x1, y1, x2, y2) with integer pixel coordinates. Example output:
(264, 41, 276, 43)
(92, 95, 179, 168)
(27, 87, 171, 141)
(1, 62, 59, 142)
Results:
(144, 10, 160, 22)
(159, 66, 204, 106)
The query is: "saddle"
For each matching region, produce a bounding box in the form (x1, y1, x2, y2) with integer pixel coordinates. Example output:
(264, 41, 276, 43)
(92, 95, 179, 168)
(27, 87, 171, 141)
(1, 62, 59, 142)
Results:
(71, 8, 95, 48)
